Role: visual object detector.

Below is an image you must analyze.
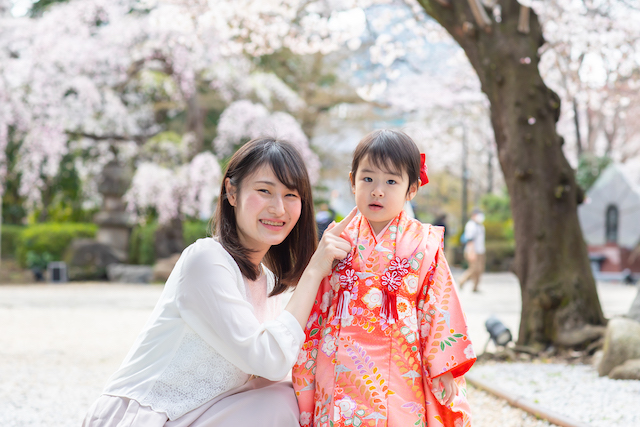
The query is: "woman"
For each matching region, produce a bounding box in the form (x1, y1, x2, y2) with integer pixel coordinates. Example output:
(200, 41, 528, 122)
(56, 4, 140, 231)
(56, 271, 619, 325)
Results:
(83, 137, 354, 426)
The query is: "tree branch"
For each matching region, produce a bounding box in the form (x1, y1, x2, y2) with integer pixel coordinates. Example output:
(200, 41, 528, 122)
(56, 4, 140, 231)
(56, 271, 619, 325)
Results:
(467, 0, 492, 30)
(517, 5, 530, 34)
(66, 131, 152, 145)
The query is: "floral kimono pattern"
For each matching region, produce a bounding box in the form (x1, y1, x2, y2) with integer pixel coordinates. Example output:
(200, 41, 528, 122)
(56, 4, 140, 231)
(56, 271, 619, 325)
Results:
(293, 210, 476, 427)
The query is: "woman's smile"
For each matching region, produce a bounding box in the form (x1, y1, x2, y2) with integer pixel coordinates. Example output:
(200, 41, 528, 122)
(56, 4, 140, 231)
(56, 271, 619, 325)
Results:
(260, 219, 286, 229)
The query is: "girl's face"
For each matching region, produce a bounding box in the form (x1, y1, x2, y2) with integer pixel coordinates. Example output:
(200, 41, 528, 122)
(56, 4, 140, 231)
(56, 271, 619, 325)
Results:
(351, 156, 417, 235)
(226, 165, 302, 261)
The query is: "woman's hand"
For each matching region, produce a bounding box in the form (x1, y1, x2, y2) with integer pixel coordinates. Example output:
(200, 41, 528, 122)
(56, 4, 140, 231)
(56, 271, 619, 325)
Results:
(433, 372, 459, 407)
(284, 208, 357, 328)
(307, 208, 357, 278)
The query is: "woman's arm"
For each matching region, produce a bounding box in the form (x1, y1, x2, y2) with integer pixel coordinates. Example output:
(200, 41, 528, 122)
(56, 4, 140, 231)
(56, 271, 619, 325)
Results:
(177, 253, 302, 380)
(284, 208, 356, 328)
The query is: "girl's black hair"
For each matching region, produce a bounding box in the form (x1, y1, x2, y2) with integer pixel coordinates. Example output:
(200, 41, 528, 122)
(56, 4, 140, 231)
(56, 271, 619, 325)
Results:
(350, 129, 421, 193)
(211, 137, 317, 296)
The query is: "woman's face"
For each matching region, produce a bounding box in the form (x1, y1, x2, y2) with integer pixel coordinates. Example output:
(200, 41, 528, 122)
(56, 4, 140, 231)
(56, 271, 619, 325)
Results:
(226, 164, 302, 258)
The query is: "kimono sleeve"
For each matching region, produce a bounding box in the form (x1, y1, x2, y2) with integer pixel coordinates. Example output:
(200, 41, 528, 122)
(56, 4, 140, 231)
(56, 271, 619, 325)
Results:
(417, 246, 476, 380)
(291, 276, 333, 425)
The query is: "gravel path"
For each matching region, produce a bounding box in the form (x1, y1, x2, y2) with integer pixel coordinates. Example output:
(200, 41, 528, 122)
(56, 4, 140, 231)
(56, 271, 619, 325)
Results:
(471, 362, 640, 427)
(0, 281, 634, 426)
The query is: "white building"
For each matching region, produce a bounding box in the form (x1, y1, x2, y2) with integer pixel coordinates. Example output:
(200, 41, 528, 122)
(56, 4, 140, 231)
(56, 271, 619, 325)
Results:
(578, 161, 640, 275)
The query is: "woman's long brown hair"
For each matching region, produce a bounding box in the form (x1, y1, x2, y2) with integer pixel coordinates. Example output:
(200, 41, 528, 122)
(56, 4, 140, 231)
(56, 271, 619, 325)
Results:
(211, 137, 318, 296)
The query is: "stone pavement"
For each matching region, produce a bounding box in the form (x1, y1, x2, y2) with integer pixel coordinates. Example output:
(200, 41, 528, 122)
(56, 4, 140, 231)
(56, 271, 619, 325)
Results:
(0, 275, 636, 426)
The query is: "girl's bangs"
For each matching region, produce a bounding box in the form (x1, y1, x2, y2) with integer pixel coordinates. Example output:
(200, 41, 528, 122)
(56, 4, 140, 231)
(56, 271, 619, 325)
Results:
(366, 144, 404, 176)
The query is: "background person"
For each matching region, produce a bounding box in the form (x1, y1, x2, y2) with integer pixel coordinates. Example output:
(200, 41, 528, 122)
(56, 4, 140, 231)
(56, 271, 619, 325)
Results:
(459, 208, 486, 292)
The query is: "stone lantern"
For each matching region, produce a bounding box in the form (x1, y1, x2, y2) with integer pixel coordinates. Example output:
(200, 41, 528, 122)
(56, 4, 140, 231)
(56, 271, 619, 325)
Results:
(93, 160, 132, 261)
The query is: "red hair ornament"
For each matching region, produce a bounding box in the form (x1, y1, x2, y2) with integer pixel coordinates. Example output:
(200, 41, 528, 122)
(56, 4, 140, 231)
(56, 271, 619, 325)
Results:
(420, 154, 429, 186)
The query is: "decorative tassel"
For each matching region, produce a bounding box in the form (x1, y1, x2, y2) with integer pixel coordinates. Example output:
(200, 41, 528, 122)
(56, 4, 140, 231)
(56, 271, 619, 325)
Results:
(381, 289, 398, 324)
(336, 289, 351, 319)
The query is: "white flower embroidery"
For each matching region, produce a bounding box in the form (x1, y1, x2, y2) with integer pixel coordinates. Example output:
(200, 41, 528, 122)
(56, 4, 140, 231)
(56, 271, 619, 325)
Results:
(333, 406, 342, 423)
(306, 313, 318, 330)
(340, 312, 354, 327)
(321, 334, 337, 357)
(330, 274, 339, 291)
(320, 291, 331, 312)
(464, 344, 475, 359)
(335, 396, 356, 420)
(404, 274, 419, 293)
(420, 320, 431, 337)
(396, 296, 412, 319)
(296, 349, 308, 366)
(362, 287, 382, 309)
(403, 308, 418, 330)
(427, 288, 435, 304)
(300, 412, 312, 425)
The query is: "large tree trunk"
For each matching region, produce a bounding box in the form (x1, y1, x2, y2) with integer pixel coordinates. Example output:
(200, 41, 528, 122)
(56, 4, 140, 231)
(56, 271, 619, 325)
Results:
(417, 0, 605, 348)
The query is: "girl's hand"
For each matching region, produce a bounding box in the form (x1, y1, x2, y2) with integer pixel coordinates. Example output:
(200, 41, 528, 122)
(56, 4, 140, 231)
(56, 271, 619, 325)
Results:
(433, 372, 458, 407)
(307, 208, 357, 279)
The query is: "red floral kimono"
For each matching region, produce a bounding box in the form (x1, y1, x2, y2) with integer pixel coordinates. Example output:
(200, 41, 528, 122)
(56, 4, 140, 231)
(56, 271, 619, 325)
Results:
(293, 211, 476, 427)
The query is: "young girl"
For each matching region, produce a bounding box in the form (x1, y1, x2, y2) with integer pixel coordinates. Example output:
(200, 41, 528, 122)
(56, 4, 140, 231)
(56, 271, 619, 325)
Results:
(83, 137, 355, 427)
(293, 130, 476, 427)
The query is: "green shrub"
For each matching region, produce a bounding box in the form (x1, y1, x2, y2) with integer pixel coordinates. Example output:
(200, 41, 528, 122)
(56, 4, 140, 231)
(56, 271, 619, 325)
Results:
(484, 219, 514, 241)
(16, 223, 97, 267)
(184, 221, 210, 246)
(128, 222, 159, 266)
(1, 224, 24, 259)
(129, 220, 210, 265)
(26, 250, 53, 270)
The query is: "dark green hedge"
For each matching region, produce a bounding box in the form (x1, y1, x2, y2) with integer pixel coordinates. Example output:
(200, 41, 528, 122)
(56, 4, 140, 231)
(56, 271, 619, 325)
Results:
(1, 224, 24, 259)
(15, 223, 97, 267)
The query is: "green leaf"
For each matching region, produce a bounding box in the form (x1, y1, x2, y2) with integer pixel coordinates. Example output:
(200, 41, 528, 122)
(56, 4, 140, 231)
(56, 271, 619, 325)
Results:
(310, 328, 319, 336)
(440, 341, 445, 351)
(318, 316, 323, 326)
(448, 337, 457, 342)
(453, 334, 464, 338)
(445, 340, 452, 346)
(359, 244, 366, 250)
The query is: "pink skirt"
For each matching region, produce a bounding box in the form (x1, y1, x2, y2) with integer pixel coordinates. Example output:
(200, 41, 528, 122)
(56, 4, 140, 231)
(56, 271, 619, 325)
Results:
(82, 378, 299, 427)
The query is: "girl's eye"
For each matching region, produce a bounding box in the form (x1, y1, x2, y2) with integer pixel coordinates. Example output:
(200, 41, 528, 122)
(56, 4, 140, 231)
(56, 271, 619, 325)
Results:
(363, 177, 373, 182)
(387, 179, 397, 185)
(286, 193, 299, 198)
(258, 189, 270, 194)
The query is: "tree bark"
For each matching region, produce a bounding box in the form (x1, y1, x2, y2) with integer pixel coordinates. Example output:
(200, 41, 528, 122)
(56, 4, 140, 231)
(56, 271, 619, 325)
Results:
(417, 0, 605, 348)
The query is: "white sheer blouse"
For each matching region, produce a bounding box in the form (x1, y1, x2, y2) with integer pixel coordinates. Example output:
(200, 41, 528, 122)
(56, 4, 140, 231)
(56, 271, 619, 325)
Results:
(102, 238, 304, 420)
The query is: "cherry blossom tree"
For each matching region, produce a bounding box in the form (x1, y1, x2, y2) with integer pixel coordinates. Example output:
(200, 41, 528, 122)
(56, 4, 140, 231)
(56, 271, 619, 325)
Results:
(535, 0, 640, 164)
(0, 0, 340, 224)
